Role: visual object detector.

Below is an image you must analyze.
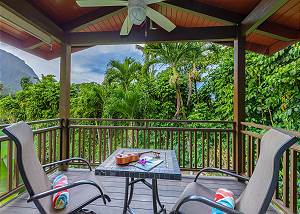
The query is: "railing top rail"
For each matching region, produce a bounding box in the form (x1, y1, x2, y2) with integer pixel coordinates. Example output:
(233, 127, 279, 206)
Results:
(69, 124, 234, 132)
(0, 118, 61, 129)
(0, 126, 60, 141)
(69, 118, 235, 124)
(241, 121, 300, 138)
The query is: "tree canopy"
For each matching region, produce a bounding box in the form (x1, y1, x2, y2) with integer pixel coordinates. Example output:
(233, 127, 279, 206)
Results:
(0, 42, 299, 131)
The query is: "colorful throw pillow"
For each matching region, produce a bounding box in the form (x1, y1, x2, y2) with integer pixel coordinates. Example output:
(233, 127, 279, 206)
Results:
(52, 174, 69, 210)
(212, 188, 235, 214)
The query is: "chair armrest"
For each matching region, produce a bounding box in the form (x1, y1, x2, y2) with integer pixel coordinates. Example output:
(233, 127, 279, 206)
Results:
(42, 158, 92, 171)
(194, 167, 249, 182)
(27, 180, 111, 205)
(173, 195, 242, 214)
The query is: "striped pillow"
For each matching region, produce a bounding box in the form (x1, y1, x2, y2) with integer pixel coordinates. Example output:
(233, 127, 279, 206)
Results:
(212, 188, 235, 214)
(52, 174, 70, 210)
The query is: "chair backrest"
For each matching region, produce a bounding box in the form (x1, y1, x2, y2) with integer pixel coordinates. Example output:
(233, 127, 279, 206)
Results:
(236, 128, 297, 214)
(3, 122, 52, 214)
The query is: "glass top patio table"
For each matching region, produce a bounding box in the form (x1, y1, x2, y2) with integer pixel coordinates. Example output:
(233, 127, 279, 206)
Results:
(95, 148, 181, 214)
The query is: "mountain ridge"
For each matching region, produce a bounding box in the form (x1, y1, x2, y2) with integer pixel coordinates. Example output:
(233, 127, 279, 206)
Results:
(0, 49, 38, 94)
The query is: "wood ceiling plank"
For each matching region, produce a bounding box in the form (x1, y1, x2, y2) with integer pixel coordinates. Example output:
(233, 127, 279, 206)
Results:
(0, 0, 63, 42)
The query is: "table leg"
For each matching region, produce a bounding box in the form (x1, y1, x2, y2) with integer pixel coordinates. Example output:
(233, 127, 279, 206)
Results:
(152, 179, 158, 213)
(152, 179, 166, 214)
(123, 177, 136, 214)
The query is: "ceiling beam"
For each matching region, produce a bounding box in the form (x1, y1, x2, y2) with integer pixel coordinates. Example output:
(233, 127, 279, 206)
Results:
(241, 0, 288, 35)
(0, 5, 53, 44)
(23, 38, 44, 50)
(257, 22, 300, 41)
(69, 26, 237, 46)
(218, 41, 269, 55)
(0, 0, 63, 42)
(64, 7, 126, 32)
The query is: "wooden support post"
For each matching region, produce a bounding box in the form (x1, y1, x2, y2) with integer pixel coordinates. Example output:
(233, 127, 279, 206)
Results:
(233, 26, 246, 174)
(59, 42, 71, 169)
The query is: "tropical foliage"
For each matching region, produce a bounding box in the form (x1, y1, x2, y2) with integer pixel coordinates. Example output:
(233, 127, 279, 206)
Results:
(0, 42, 299, 132)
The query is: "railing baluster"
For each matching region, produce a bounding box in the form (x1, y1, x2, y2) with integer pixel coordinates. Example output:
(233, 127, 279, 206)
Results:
(170, 130, 174, 150)
(147, 129, 151, 149)
(88, 129, 92, 163)
(143, 129, 146, 149)
(290, 150, 297, 213)
(37, 133, 42, 161)
(189, 130, 193, 169)
(214, 132, 217, 168)
(71, 128, 75, 158)
(194, 130, 197, 169)
(219, 132, 222, 169)
(182, 130, 185, 168)
(159, 130, 163, 149)
(42, 132, 46, 164)
(92, 128, 96, 164)
(125, 129, 128, 148)
(49, 130, 53, 163)
(7, 140, 13, 191)
(202, 132, 205, 168)
(109, 129, 113, 154)
(78, 128, 82, 158)
(14, 144, 19, 187)
(136, 129, 139, 149)
(53, 130, 57, 161)
(114, 129, 117, 151)
(154, 130, 157, 149)
(120, 129, 124, 148)
(103, 128, 107, 160)
(99, 128, 102, 163)
(247, 135, 251, 177)
(282, 150, 289, 207)
(207, 131, 210, 167)
(250, 136, 254, 175)
(177, 130, 181, 167)
(227, 131, 230, 170)
(131, 128, 134, 148)
(82, 128, 86, 159)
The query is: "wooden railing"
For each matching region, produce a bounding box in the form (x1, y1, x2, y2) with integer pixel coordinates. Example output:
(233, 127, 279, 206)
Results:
(0, 119, 61, 205)
(0, 118, 298, 213)
(241, 122, 299, 214)
(68, 119, 235, 172)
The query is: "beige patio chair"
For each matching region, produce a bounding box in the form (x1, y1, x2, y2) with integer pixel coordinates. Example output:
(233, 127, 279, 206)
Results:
(3, 121, 111, 214)
(171, 128, 297, 214)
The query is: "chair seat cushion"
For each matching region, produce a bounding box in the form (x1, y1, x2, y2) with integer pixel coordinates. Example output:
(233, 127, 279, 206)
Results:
(212, 188, 235, 214)
(172, 182, 215, 214)
(52, 174, 69, 209)
(48, 170, 107, 214)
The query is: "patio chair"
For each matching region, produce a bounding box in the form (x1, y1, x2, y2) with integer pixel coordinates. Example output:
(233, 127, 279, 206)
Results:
(3, 121, 111, 214)
(171, 128, 298, 214)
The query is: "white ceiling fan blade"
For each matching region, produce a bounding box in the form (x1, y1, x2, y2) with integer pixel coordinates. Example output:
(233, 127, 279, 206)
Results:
(76, 0, 128, 7)
(146, 7, 176, 32)
(120, 16, 133, 35)
(145, 0, 165, 4)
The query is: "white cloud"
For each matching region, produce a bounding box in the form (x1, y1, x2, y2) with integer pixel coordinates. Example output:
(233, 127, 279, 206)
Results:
(0, 43, 142, 84)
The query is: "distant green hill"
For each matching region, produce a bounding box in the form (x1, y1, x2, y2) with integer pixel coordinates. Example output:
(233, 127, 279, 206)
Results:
(0, 49, 38, 94)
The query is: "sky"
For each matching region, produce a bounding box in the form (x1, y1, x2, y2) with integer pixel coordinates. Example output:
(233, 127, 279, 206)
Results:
(0, 42, 143, 83)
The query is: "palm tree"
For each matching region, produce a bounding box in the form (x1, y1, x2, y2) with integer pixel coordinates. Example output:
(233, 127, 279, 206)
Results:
(142, 43, 190, 118)
(104, 57, 142, 91)
(184, 42, 220, 107)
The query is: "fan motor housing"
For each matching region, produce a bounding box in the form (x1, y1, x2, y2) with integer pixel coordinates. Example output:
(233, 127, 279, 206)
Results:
(128, 0, 147, 25)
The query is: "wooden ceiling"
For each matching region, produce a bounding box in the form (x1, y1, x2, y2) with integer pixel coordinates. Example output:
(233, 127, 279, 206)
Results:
(0, 0, 299, 60)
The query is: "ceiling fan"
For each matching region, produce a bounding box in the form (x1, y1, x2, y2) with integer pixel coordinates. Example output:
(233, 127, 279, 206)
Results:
(76, 0, 176, 35)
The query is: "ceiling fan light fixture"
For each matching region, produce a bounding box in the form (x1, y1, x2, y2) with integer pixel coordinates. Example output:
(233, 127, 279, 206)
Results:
(128, 0, 146, 25)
